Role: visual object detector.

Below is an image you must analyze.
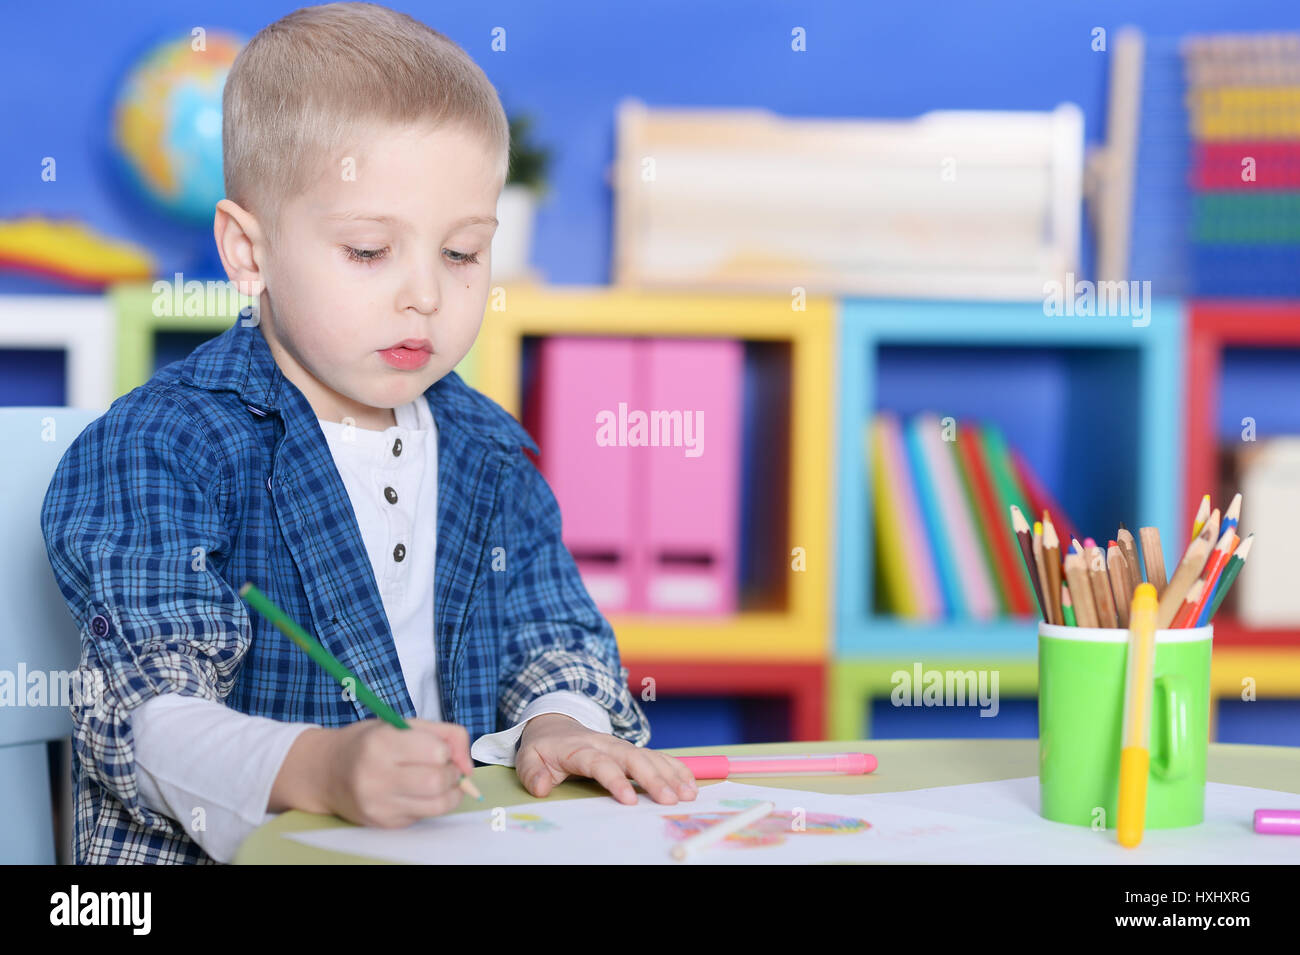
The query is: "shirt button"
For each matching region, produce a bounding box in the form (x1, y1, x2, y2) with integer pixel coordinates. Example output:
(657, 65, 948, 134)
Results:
(384, 486, 398, 504)
(392, 438, 403, 457)
(266, 475, 273, 492)
(393, 543, 406, 562)
(90, 615, 109, 637)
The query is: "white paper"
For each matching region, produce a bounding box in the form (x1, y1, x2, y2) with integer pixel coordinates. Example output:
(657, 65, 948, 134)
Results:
(285, 778, 1300, 864)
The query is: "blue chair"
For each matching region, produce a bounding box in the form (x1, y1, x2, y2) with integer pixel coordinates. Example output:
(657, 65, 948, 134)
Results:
(0, 407, 101, 863)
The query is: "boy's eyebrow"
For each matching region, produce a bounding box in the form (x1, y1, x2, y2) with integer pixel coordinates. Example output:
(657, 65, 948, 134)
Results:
(323, 211, 499, 229)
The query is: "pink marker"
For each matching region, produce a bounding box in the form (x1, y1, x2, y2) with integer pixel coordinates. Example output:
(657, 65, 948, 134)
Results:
(1254, 809, 1300, 835)
(676, 753, 876, 780)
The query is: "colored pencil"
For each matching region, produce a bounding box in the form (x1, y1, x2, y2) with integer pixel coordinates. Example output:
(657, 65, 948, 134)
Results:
(1138, 526, 1167, 596)
(1190, 493, 1211, 539)
(1223, 491, 1242, 536)
(1042, 513, 1064, 627)
(1170, 578, 1206, 629)
(1190, 530, 1239, 627)
(1156, 521, 1216, 629)
(670, 800, 776, 860)
(238, 582, 483, 801)
(1061, 582, 1077, 627)
(1086, 543, 1120, 628)
(1107, 541, 1132, 628)
(1033, 522, 1054, 624)
(1200, 508, 1221, 561)
(1011, 505, 1047, 621)
(1204, 534, 1254, 622)
(1064, 548, 1099, 628)
(1117, 525, 1143, 596)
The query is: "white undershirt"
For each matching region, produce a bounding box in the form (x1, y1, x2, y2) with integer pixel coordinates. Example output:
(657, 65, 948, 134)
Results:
(130, 395, 611, 862)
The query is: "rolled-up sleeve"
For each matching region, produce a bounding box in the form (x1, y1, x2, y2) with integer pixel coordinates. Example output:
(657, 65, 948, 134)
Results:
(40, 388, 250, 834)
(496, 452, 650, 746)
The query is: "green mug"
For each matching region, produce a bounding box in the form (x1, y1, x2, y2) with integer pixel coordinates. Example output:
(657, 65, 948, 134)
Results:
(1038, 621, 1213, 830)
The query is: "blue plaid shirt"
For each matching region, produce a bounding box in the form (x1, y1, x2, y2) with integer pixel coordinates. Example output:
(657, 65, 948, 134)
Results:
(40, 318, 650, 864)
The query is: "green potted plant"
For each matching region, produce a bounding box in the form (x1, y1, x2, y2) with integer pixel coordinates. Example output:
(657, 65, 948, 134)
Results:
(494, 112, 552, 282)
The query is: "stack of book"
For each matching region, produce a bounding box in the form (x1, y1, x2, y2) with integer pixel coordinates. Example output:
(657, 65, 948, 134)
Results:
(866, 412, 1075, 621)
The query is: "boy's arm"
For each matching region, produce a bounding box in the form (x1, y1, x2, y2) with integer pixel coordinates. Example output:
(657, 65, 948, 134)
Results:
(131, 693, 319, 862)
(40, 389, 254, 835)
(496, 452, 650, 745)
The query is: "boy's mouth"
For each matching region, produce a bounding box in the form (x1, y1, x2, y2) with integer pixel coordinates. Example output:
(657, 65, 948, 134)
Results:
(378, 338, 434, 370)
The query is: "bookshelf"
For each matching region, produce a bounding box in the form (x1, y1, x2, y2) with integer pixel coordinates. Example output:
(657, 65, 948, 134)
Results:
(1184, 301, 1300, 706)
(473, 285, 834, 741)
(0, 295, 115, 410)
(473, 283, 834, 664)
(829, 299, 1184, 736)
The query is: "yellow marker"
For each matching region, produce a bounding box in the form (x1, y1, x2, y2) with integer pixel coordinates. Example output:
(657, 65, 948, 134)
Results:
(1117, 583, 1158, 848)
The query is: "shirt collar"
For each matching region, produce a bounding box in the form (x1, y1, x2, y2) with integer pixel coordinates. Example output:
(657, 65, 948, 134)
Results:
(178, 320, 538, 455)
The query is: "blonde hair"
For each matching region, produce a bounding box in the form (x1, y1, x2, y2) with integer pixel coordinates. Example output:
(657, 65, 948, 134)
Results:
(222, 2, 510, 242)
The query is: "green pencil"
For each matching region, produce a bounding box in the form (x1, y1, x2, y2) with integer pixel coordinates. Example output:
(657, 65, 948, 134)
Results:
(238, 581, 482, 800)
(1061, 582, 1077, 627)
(1204, 534, 1254, 623)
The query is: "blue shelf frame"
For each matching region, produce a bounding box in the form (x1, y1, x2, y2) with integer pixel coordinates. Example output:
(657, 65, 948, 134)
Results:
(834, 298, 1185, 658)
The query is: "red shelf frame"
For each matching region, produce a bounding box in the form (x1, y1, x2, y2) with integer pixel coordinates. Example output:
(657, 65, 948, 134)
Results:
(1186, 301, 1300, 649)
(622, 660, 826, 741)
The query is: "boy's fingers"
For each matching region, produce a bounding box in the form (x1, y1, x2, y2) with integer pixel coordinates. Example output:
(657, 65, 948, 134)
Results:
(393, 784, 464, 821)
(567, 748, 637, 804)
(393, 725, 450, 765)
(420, 721, 473, 773)
(659, 754, 698, 797)
(621, 748, 684, 803)
(524, 768, 561, 797)
(393, 762, 463, 801)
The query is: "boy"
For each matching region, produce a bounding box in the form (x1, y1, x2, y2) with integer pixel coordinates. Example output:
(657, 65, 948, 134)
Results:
(40, 2, 695, 865)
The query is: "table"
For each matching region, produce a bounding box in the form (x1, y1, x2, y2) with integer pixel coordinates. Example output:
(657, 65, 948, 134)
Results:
(233, 738, 1300, 864)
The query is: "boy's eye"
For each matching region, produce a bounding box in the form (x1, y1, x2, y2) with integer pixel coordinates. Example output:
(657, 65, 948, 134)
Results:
(341, 246, 481, 267)
(342, 245, 388, 265)
(444, 249, 481, 266)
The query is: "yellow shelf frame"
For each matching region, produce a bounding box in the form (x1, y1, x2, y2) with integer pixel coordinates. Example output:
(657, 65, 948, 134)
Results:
(474, 283, 835, 662)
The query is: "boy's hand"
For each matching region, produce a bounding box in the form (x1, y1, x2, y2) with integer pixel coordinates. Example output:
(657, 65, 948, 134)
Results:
(514, 713, 698, 805)
(316, 718, 474, 828)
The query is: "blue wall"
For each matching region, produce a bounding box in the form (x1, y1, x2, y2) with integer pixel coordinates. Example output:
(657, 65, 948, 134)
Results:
(4, 0, 1300, 291)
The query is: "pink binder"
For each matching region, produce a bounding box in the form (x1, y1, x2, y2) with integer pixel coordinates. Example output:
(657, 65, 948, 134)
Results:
(641, 338, 742, 613)
(535, 337, 643, 612)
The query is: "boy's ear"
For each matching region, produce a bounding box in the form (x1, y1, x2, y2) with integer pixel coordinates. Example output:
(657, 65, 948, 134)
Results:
(213, 198, 266, 299)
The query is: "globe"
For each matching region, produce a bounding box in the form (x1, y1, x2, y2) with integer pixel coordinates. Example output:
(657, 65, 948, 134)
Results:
(112, 31, 244, 225)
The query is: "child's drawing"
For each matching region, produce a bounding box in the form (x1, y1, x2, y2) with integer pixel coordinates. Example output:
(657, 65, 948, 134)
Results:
(661, 797, 870, 849)
(506, 812, 559, 833)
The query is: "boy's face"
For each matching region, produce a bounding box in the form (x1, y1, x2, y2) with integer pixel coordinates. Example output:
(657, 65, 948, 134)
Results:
(224, 122, 504, 429)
